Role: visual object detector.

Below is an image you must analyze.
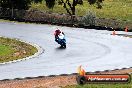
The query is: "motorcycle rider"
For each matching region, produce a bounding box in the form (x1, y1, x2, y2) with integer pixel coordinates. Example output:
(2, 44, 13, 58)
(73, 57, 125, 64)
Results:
(54, 29, 65, 43)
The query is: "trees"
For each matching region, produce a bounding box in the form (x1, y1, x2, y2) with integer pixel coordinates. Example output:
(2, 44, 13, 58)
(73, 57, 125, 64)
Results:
(0, 0, 104, 13)
(45, 0, 55, 9)
(45, 0, 104, 16)
(44, 0, 104, 23)
(0, 0, 35, 10)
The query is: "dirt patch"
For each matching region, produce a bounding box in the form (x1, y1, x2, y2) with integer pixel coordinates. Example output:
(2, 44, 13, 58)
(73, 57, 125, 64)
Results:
(0, 68, 132, 88)
(0, 75, 76, 88)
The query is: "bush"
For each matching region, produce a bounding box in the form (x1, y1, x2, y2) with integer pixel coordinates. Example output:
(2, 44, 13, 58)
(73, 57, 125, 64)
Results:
(79, 11, 96, 26)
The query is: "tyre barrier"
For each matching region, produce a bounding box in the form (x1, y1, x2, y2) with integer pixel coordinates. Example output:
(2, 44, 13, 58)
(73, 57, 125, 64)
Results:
(76, 66, 132, 85)
(76, 75, 86, 85)
(76, 74, 131, 85)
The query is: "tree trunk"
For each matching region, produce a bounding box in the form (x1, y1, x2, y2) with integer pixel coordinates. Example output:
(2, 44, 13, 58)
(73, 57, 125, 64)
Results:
(71, 0, 78, 24)
(72, 0, 76, 15)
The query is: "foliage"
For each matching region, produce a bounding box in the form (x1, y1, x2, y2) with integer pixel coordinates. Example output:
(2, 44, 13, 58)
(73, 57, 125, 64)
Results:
(80, 11, 96, 26)
(0, 0, 104, 15)
(31, 0, 132, 22)
(0, 0, 31, 9)
(0, 0, 43, 10)
(33, 0, 43, 3)
(44, 0, 104, 15)
(45, 0, 55, 9)
(88, 0, 104, 4)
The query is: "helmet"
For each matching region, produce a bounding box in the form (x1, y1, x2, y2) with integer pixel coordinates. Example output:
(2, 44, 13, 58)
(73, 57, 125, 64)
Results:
(55, 29, 61, 33)
(54, 29, 61, 36)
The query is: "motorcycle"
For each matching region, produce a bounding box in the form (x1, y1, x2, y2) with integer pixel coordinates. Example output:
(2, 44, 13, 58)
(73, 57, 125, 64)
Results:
(55, 34, 66, 48)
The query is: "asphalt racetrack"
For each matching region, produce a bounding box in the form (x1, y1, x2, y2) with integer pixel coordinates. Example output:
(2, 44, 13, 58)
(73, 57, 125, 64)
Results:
(0, 22, 132, 80)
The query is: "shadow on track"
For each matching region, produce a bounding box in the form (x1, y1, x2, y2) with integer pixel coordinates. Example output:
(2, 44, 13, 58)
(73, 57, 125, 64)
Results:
(55, 46, 66, 51)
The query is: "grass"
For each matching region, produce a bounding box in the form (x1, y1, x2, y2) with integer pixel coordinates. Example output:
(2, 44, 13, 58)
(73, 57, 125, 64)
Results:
(0, 37, 37, 63)
(0, 19, 11, 22)
(0, 45, 13, 56)
(31, 0, 132, 22)
(63, 83, 132, 88)
(63, 74, 132, 88)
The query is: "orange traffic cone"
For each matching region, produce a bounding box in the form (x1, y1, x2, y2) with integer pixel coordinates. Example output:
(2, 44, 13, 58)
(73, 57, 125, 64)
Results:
(81, 69, 86, 76)
(78, 65, 86, 76)
(78, 65, 82, 74)
(125, 26, 128, 32)
(112, 30, 116, 35)
(80, 68, 86, 76)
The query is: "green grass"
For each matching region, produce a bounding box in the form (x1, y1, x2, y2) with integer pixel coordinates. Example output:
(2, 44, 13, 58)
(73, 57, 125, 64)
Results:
(0, 19, 11, 22)
(63, 83, 132, 88)
(0, 45, 13, 56)
(63, 74, 132, 88)
(0, 37, 38, 63)
(31, 0, 132, 22)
